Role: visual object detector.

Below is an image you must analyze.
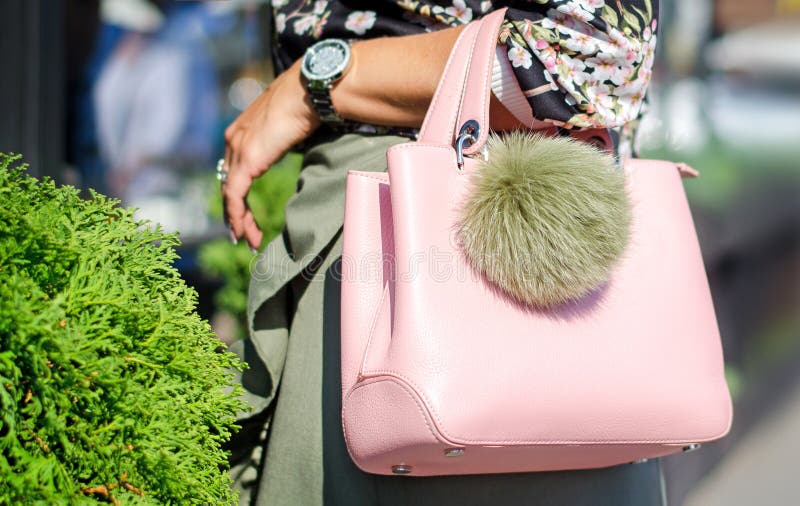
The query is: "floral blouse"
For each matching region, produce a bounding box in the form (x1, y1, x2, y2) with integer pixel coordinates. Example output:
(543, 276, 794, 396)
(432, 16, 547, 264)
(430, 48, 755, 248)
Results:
(271, 0, 658, 132)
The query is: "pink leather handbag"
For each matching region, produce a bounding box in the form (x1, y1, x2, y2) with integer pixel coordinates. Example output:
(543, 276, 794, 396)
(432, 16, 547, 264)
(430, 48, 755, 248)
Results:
(340, 8, 732, 476)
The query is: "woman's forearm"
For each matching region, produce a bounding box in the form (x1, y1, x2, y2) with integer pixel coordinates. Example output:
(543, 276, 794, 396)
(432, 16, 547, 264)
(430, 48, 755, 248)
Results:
(329, 26, 523, 131)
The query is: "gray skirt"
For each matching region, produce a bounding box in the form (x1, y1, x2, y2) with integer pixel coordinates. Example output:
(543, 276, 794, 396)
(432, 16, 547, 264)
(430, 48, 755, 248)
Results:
(228, 130, 667, 506)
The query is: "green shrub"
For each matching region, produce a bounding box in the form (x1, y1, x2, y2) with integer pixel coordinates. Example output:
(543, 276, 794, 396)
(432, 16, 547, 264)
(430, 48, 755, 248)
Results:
(0, 154, 246, 504)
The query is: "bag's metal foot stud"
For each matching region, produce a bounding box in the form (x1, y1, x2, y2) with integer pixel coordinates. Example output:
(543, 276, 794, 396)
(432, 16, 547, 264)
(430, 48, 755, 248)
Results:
(682, 444, 702, 452)
(444, 448, 465, 457)
(391, 465, 413, 475)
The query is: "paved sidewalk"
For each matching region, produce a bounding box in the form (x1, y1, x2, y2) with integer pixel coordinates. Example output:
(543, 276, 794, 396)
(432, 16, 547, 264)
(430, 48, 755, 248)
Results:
(683, 377, 800, 506)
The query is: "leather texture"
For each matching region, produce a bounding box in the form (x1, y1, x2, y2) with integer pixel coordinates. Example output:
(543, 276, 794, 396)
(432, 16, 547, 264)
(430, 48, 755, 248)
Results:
(340, 8, 732, 477)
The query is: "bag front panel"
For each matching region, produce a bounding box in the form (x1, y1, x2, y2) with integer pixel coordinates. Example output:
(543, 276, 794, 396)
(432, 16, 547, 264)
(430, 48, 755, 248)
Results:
(357, 147, 731, 445)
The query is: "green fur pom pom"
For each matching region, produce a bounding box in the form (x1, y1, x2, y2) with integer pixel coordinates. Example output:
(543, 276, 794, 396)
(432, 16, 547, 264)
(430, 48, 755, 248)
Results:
(457, 131, 631, 308)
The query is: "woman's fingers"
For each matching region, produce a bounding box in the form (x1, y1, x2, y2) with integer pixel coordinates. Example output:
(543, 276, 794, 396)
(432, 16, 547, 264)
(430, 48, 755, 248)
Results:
(222, 168, 251, 244)
(241, 208, 263, 251)
(224, 131, 277, 248)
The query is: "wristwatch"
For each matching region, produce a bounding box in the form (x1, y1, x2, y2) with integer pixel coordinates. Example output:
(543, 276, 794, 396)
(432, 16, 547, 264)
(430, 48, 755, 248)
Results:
(300, 38, 352, 126)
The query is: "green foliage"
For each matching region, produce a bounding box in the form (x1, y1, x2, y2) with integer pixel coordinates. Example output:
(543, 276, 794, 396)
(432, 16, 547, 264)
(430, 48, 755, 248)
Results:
(0, 154, 246, 504)
(198, 154, 301, 339)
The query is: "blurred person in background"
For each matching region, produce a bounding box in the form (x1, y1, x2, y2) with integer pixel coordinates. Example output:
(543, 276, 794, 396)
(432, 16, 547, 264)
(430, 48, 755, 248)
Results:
(93, 0, 218, 230)
(222, 1, 661, 505)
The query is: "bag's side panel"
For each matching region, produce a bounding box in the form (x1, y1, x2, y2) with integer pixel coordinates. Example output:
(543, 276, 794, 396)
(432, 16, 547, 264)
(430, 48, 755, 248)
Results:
(340, 171, 393, 398)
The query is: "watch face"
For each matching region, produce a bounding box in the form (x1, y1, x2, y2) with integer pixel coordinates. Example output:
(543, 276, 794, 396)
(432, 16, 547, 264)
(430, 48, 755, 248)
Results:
(302, 39, 350, 81)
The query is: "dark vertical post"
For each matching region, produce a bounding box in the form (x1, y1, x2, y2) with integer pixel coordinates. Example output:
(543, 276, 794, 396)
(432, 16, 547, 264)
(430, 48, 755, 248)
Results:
(0, 0, 64, 179)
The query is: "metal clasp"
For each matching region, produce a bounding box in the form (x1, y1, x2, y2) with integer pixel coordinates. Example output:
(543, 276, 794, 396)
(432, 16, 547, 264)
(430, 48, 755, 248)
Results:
(455, 120, 480, 168)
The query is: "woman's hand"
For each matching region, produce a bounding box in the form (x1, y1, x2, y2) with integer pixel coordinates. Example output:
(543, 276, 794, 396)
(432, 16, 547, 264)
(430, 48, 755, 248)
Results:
(223, 26, 523, 251)
(223, 60, 320, 250)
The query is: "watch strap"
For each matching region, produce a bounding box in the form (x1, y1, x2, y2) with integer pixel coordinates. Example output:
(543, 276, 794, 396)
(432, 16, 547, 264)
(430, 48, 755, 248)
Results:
(307, 80, 349, 125)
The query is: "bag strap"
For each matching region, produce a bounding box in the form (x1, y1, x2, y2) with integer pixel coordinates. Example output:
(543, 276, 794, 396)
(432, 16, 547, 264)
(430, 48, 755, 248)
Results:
(417, 8, 508, 154)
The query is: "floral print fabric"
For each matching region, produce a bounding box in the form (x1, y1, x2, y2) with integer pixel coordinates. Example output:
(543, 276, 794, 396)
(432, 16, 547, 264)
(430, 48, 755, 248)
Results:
(272, 0, 658, 130)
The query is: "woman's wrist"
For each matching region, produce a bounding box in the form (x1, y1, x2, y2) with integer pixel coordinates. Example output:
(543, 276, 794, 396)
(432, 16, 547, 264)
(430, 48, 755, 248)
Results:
(284, 59, 323, 132)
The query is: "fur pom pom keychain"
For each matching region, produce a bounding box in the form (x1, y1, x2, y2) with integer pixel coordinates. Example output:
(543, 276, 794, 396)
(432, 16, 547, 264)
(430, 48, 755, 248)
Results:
(457, 131, 631, 308)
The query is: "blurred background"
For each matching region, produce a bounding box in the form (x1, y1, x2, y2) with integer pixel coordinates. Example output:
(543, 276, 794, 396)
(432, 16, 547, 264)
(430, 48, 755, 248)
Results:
(0, 0, 797, 504)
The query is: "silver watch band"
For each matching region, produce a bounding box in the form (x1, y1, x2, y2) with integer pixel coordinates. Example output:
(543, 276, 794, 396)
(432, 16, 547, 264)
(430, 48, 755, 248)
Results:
(306, 80, 347, 125)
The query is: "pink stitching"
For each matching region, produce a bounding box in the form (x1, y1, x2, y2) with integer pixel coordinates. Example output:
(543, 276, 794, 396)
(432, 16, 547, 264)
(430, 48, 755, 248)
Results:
(463, 10, 505, 155)
(448, 25, 482, 146)
(389, 143, 451, 152)
(419, 22, 477, 142)
(348, 172, 388, 183)
(387, 142, 479, 176)
(356, 284, 388, 378)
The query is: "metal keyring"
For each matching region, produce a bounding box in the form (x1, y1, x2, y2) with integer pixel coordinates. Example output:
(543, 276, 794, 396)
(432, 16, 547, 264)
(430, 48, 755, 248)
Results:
(455, 120, 480, 168)
(216, 158, 228, 184)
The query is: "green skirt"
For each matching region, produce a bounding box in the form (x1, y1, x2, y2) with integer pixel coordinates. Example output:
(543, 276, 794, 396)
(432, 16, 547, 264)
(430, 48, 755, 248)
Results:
(228, 131, 667, 506)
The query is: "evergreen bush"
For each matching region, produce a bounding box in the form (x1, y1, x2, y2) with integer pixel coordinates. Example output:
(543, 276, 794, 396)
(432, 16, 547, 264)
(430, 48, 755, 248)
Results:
(0, 154, 246, 504)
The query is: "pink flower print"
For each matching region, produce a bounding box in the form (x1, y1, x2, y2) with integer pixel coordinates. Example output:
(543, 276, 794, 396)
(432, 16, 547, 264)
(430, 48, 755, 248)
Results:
(508, 44, 533, 69)
(536, 43, 557, 61)
(543, 8, 574, 31)
(578, 0, 605, 10)
(294, 15, 318, 36)
(522, 20, 534, 40)
(541, 17, 556, 30)
(587, 56, 630, 85)
(641, 37, 656, 68)
(544, 57, 558, 73)
(558, 53, 589, 86)
(313, 14, 328, 38)
(604, 27, 628, 51)
(615, 75, 644, 97)
(533, 43, 559, 73)
(586, 81, 617, 124)
(585, 78, 610, 99)
(558, 2, 595, 23)
(638, 68, 652, 87)
(542, 69, 560, 91)
(344, 10, 376, 36)
(535, 39, 549, 50)
(445, 0, 473, 24)
(566, 113, 594, 128)
(313, 0, 327, 15)
(275, 13, 286, 33)
(564, 32, 598, 55)
(643, 26, 652, 41)
(614, 81, 645, 122)
(585, 56, 616, 79)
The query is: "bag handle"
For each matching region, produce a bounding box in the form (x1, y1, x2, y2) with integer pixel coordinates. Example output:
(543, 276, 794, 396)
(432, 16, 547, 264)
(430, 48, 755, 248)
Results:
(417, 8, 508, 156)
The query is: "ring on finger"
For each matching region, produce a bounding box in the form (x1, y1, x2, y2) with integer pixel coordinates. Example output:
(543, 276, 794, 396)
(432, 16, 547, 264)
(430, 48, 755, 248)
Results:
(216, 158, 228, 184)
